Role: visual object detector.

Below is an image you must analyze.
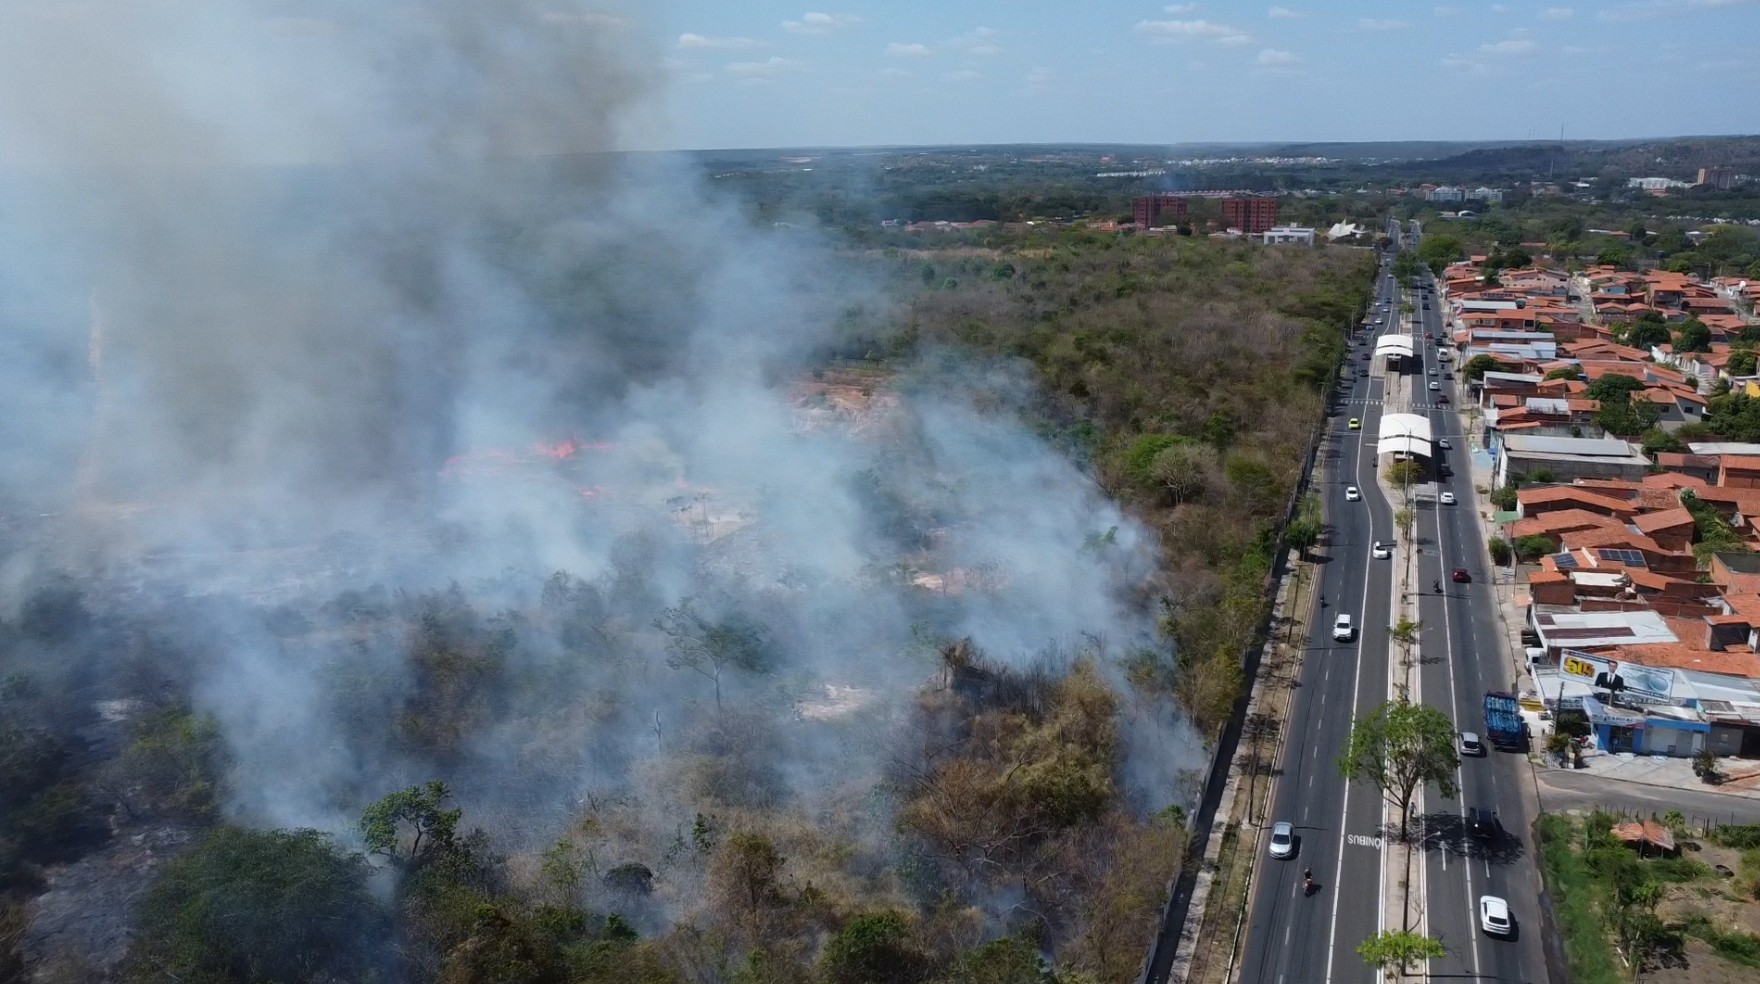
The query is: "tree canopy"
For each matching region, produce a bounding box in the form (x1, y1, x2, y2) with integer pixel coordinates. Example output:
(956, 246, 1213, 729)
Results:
(125, 826, 386, 984)
(1338, 699, 1459, 840)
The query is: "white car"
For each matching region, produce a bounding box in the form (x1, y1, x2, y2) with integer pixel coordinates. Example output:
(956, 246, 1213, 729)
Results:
(1428, 381, 1441, 391)
(1371, 541, 1391, 559)
(1459, 732, 1485, 756)
(1480, 895, 1512, 936)
(1269, 821, 1295, 859)
(1440, 491, 1457, 505)
(1345, 485, 1362, 501)
(1332, 613, 1354, 642)
(1438, 438, 1452, 450)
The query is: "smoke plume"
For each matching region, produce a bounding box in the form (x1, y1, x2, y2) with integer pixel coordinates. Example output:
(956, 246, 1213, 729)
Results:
(0, 0, 1202, 924)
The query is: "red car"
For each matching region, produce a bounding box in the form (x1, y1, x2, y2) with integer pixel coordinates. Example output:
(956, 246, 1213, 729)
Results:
(1438, 394, 1450, 404)
(1425, 332, 1434, 339)
(1452, 567, 1471, 583)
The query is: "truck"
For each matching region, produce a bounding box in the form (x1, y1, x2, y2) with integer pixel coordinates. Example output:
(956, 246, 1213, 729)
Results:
(1484, 691, 1526, 750)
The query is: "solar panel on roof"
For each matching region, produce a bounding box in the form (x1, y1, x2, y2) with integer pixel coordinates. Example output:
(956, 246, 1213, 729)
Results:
(1553, 552, 1579, 569)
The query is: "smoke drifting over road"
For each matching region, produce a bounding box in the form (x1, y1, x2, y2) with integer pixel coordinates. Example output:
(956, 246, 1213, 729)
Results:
(0, 0, 1199, 927)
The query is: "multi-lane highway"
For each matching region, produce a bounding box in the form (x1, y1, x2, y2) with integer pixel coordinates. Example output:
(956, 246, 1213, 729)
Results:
(1240, 252, 1544, 983)
(1239, 261, 1398, 984)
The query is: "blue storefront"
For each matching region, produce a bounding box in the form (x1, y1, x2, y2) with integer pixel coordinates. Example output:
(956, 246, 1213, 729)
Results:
(1581, 695, 1710, 757)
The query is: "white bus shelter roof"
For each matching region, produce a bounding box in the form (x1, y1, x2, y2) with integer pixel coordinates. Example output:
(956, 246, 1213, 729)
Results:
(1377, 412, 1433, 457)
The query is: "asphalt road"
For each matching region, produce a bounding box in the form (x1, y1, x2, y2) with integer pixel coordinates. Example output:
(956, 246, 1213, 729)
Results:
(1408, 276, 1547, 982)
(1239, 261, 1398, 984)
(1537, 769, 1760, 824)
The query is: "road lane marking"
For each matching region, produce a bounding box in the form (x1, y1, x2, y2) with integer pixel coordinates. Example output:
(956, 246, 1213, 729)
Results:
(1348, 834, 1384, 849)
(1325, 315, 1388, 984)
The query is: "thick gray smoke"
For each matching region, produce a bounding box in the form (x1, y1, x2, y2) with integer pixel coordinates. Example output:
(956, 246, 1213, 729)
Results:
(0, 0, 1202, 919)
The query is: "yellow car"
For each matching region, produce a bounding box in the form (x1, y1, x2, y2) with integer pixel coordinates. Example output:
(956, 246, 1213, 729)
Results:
(1348, 418, 1361, 430)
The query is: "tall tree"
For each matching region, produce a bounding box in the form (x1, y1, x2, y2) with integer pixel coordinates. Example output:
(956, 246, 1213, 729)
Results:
(655, 601, 773, 711)
(1356, 930, 1445, 979)
(125, 826, 385, 984)
(1338, 700, 1459, 840)
(360, 780, 462, 868)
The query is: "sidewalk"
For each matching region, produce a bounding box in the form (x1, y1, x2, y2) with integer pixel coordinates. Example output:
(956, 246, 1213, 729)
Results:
(1534, 748, 1760, 801)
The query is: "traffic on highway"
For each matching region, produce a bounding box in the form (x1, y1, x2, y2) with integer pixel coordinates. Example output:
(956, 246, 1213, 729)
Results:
(1239, 236, 1548, 983)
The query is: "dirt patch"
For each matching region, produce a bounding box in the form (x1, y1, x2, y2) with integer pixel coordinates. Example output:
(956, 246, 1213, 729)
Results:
(24, 823, 195, 979)
(1640, 938, 1757, 984)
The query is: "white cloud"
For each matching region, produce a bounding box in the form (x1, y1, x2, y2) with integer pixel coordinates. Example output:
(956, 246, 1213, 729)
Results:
(1268, 6, 1301, 17)
(1357, 18, 1408, 29)
(1540, 6, 1574, 18)
(948, 27, 1003, 56)
(727, 56, 804, 78)
(884, 42, 934, 58)
(1601, 0, 1759, 19)
(782, 12, 862, 34)
(678, 33, 766, 50)
(1134, 19, 1249, 43)
(1480, 37, 1537, 55)
(1257, 47, 1300, 64)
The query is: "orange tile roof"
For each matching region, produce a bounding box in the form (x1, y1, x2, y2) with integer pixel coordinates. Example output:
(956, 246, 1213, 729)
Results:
(1619, 642, 1760, 678)
(1560, 527, 1665, 554)
(1510, 509, 1623, 538)
(1529, 570, 1571, 584)
(1518, 486, 1638, 514)
(1720, 455, 1760, 472)
(1633, 507, 1694, 533)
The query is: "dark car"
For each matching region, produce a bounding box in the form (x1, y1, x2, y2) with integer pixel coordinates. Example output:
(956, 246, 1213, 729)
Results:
(1362, 353, 1372, 361)
(1452, 567, 1471, 583)
(1467, 807, 1502, 841)
(1438, 394, 1450, 404)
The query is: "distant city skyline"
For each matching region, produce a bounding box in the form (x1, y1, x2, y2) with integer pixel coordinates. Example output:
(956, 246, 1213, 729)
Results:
(634, 1, 1760, 151)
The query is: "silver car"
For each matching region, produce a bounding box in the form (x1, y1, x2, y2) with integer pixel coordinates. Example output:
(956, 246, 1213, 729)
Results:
(1269, 821, 1295, 859)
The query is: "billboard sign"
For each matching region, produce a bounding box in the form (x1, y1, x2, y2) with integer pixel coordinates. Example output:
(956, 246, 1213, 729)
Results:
(1615, 662, 1675, 702)
(1559, 650, 1612, 681)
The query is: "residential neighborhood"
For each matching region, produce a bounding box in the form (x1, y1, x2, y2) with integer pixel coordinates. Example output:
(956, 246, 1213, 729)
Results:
(1432, 249, 1760, 764)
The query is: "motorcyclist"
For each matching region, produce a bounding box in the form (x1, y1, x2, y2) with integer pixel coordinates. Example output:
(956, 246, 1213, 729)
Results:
(1433, 579, 1442, 593)
(1302, 868, 1313, 892)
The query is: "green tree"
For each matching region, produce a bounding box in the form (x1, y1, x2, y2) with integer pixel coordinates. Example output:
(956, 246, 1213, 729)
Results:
(1488, 536, 1512, 566)
(1514, 534, 1556, 562)
(1386, 460, 1423, 488)
(654, 601, 773, 711)
(1462, 354, 1501, 381)
(1356, 930, 1445, 979)
(819, 911, 930, 984)
(1675, 317, 1713, 354)
(1543, 367, 1580, 381)
(125, 827, 385, 984)
(1586, 373, 1646, 402)
(1416, 234, 1463, 276)
(1731, 349, 1759, 377)
(1338, 700, 1460, 840)
(360, 780, 462, 867)
(1624, 313, 1672, 351)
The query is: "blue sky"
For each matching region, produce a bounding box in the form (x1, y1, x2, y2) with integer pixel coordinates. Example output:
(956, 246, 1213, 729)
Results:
(637, 1, 1760, 149)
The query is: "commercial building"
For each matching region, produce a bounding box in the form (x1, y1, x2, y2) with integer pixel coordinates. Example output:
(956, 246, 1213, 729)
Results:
(1492, 435, 1651, 488)
(1261, 225, 1315, 246)
(1697, 166, 1737, 190)
(1220, 195, 1279, 234)
(1131, 194, 1188, 228)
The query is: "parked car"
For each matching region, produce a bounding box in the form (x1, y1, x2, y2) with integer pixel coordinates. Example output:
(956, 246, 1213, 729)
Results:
(1269, 821, 1295, 859)
(1479, 895, 1513, 936)
(1332, 613, 1354, 642)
